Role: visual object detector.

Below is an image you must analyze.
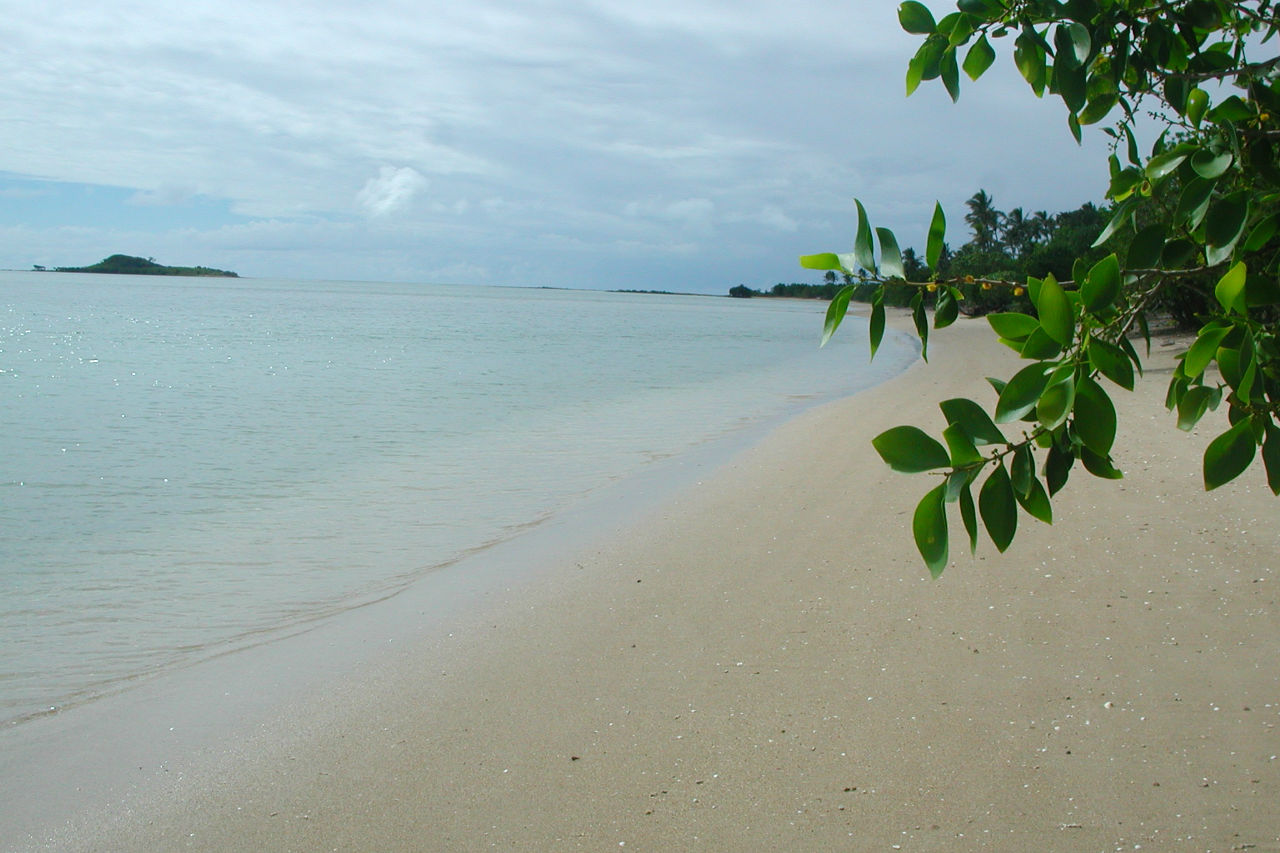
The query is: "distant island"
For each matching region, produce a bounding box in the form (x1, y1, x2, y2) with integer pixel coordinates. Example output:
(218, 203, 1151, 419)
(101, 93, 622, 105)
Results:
(41, 254, 239, 277)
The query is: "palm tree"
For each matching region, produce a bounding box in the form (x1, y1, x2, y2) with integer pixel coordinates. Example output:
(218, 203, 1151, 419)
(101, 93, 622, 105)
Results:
(964, 190, 1003, 252)
(1001, 207, 1033, 258)
(1031, 210, 1055, 242)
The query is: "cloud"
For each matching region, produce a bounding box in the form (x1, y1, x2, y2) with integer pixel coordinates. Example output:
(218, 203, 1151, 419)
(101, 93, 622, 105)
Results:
(356, 166, 428, 218)
(664, 198, 714, 225)
(127, 186, 197, 207)
(0, 0, 1116, 291)
(737, 206, 798, 232)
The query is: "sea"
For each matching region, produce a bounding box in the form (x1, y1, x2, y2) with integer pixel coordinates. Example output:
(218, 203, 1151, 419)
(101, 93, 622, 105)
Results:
(0, 271, 916, 727)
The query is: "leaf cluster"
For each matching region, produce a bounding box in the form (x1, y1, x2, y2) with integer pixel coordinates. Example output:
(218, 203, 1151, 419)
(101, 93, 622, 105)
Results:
(802, 0, 1280, 573)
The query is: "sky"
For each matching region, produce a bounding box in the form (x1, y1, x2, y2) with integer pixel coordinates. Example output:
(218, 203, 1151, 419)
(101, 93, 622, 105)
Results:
(1, 0, 1115, 293)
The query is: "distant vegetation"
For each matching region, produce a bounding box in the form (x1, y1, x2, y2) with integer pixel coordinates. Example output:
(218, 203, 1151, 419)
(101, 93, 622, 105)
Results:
(48, 254, 239, 277)
(732, 194, 1109, 318)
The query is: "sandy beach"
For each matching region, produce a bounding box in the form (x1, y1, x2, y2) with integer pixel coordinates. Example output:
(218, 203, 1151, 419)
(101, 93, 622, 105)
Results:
(5, 313, 1277, 852)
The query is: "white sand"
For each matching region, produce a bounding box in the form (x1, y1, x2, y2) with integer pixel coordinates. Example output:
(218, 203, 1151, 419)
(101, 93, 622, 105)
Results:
(5, 315, 1277, 852)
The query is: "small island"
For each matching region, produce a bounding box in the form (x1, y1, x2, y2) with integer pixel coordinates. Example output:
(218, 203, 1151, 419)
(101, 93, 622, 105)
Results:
(46, 254, 239, 277)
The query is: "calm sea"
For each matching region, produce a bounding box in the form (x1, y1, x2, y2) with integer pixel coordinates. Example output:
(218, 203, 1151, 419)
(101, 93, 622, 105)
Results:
(1, 272, 914, 726)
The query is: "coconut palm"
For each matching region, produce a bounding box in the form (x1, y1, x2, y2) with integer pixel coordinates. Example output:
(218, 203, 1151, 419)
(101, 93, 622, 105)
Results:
(964, 190, 1003, 252)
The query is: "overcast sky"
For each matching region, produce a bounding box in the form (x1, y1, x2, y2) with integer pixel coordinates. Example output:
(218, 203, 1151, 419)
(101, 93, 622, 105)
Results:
(1, 0, 1113, 292)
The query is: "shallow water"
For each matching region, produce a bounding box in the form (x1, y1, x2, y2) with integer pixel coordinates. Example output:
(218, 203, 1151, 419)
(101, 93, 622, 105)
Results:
(0, 272, 914, 725)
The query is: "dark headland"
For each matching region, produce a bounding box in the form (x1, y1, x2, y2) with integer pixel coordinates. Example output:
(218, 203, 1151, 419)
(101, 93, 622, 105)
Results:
(40, 254, 238, 277)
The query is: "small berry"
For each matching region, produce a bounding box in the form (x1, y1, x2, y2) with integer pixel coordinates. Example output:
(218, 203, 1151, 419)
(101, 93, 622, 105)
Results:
(926, 283, 938, 292)
(1013, 286, 1025, 296)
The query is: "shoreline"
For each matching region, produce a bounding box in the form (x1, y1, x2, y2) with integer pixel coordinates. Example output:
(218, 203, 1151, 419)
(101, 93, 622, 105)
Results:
(5, 314, 1278, 851)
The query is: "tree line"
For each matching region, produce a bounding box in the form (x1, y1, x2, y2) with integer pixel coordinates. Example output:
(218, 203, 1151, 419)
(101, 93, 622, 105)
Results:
(733, 190, 1111, 316)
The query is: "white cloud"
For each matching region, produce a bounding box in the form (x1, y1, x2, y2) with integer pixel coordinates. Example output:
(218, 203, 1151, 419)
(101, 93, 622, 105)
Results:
(356, 167, 428, 218)
(664, 198, 714, 225)
(127, 186, 197, 207)
(0, 0, 1116, 290)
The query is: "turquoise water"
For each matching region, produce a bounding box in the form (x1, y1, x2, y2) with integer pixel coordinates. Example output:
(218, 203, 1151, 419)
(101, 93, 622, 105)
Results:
(0, 272, 914, 725)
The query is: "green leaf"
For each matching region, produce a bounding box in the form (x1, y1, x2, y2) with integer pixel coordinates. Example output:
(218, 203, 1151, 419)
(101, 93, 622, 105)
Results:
(943, 423, 983, 466)
(934, 286, 959, 329)
(1073, 375, 1117, 455)
(1176, 177, 1216, 230)
(940, 398, 1005, 444)
(959, 481, 979, 554)
(1080, 254, 1120, 313)
(1146, 143, 1197, 181)
(1214, 261, 1248, 314)
(1078, 92, 1118, 125)
(1014, 30, 1047, 96)
(868, 298, 886, 360)
(854, 199, 876, 273)
(1056, 63, 1087, 113)
(907, 50, 926, 96)
(1124, 125, 1141, 166)
(1011, 444, 1034, 496)
(1044, 444, 1073, 496)
(944, 12, 975, 46)
(913, 484, 949, 577)
(1183, 322, 1232, 377)
(940, 45, 960, 102)
(1244, 213, 1280, 253)
(876, 227, 905, 280)
(899, 1, 937, 34)
(820, 285, 855, 347)
(1056, 21, 1091, 66)
(958, 0, 1002, 15)
(944, 468, 969, 503)
(1162, 237, 1199, 268)
(1165, 76, 1190, 116)
(1263, 422, 1280, 496)
(995, 363, 1052, 423)
(979, 462, 1017, 552)
(926, 202, 946, 270)
(963, 35, 995, 80)
(1035, 274, 1073, 346)
(1080, 446, 1123, 479)
(1126, 224, 1166, 269)
(1205, 192, 1250, 265)
(1036, 375, 1076, 431)
(872, 425, 951, 473)
(1019, 327, 1064, 360)
(987, 311, 1040, 341)
(1203, 418, 1256, 490)
(1191, 148, 1233, 179)
(1015, 474, 1053, 524)
(1093, 198, 1134, 247)
(800, 253, 844, 271)
(913, 294, 930, 362)
(1088, 336, 1135, 390)
(1176, 385, 1216, 431)
(1207, 95, 1253, 123)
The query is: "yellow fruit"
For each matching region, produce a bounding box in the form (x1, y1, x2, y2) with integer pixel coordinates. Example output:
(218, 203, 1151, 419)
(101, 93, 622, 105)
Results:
(1013, 286, 1025, 296)
(926, 283, 938, 292)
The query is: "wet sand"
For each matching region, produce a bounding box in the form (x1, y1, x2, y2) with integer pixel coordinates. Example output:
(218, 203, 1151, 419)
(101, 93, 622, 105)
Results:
(6, 314, 1277, 851)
